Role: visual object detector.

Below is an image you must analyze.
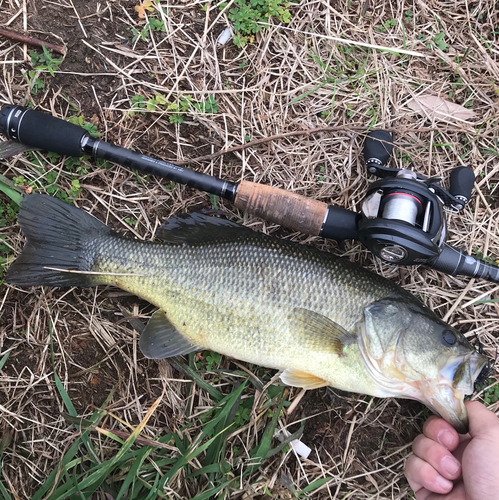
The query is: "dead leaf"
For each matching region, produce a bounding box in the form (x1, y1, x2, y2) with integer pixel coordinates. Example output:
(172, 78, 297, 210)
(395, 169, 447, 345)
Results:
(134, 0, 154, 19)
(406, 94, 476, 123)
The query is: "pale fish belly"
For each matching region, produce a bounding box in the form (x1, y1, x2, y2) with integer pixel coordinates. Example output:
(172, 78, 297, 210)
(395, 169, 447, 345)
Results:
(150, 290, 381, 397)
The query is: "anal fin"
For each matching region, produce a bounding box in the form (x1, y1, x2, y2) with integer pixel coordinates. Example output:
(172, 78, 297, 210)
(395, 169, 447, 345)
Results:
(280, 368, 329, 390)
(139, 310, 200, 359)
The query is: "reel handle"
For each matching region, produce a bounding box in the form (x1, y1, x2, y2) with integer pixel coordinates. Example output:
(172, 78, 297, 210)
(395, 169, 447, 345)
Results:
(363, 130, 394, 173)
(449, 166, 475, 206)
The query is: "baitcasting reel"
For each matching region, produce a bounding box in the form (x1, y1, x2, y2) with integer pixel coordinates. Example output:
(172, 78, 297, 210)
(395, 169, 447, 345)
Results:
(357, 131, 497, 280)
(0, 105, 497, 283)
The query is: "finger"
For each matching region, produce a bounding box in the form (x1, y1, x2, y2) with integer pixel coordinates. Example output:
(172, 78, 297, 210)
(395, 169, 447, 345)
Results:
(412, 435, 461, 480)
(423, 416, 461, 451)
(405, 453, 454, 497)
(466, 401, 499, 439)
(413, 481, 466, 500)
(448, 437, 474, 464)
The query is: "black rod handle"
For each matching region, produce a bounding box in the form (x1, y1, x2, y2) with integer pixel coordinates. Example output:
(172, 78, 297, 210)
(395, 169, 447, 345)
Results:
(0, 105, 87, 157)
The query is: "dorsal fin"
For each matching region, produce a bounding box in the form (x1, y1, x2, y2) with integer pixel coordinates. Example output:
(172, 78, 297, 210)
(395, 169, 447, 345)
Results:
(155, 212, 261, 244)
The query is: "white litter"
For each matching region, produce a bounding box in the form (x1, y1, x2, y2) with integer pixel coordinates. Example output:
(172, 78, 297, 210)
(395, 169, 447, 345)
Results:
(290, 438, 312, 459)
(275, 429, 312, 459)
(217, 26, 233, 46)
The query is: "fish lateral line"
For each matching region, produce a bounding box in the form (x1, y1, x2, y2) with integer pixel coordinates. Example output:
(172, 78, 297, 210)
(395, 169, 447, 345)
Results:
(43, 266, 145, 277)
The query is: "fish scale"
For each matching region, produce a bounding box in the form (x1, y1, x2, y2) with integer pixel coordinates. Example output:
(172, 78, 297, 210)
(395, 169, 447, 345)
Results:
(87, 229, 401, 394)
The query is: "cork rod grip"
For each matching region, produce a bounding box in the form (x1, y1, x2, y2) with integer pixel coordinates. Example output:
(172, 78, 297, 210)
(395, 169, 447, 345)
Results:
(234, 180, 328, 235)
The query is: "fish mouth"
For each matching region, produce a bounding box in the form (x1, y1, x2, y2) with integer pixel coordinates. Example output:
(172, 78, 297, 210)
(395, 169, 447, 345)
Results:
(357, 324, 489, 432)
(417, 352, 489, 434)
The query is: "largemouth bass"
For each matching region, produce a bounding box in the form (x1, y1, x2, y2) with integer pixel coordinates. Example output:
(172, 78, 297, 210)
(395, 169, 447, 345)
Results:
(6, 194, 488, 432)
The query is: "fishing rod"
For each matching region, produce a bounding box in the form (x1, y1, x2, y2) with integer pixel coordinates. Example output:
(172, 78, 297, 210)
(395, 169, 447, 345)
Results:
(0, 104, 498, 284)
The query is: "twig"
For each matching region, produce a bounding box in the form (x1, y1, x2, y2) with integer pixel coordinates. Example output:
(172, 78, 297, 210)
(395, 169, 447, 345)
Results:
(69, 0, 87, 38)
(175, 125, 475, 165)
(175, 125, 366, 165)
(22, 0, 27, 61)
(0, 27, 66, 55)
(270, 23, 428, 57)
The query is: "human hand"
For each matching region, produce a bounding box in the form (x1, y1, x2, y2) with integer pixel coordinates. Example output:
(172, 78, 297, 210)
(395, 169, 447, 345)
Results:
(405, 401, 499, 499)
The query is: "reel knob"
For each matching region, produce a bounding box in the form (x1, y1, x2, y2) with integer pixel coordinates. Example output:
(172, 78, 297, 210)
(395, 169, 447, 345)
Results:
(449, 166, 475, 209)
(363, 130, 394, 173)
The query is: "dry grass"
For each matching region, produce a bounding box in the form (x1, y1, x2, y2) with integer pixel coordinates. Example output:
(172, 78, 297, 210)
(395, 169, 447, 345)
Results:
(0, 0, 498, 498)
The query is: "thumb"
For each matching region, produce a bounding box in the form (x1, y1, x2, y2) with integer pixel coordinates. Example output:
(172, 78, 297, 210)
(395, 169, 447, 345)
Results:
(466, 401, 499, 438)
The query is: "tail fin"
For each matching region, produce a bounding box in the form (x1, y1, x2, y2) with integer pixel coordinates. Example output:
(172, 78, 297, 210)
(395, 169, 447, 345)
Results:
(6, 194, 111, 287)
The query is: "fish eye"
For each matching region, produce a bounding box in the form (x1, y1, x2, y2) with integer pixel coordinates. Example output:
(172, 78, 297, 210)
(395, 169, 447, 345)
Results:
(442, 329, 457, 346)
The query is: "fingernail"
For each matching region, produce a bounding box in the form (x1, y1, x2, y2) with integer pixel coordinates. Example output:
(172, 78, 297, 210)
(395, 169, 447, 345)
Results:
(442, 455, 461, 476)
(437, 429, 455, 448)
(436, 474, 453, 490)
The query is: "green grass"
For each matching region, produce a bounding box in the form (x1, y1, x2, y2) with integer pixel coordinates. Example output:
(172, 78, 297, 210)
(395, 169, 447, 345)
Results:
(30, 44, 63, 77)
(25, 70, 45, 95)
(130, 93, 194, 123)
(131, 2, 167, 42)
(15, 152, 83, 204)
(0, 316, 321, 499)
(3, 356, 308, 500)
(289, 45, 378, 128)
(129, 93, 218, 122)
(483, 382, 499, 406)
(219, 0, 291, 47)
(0, 174, 23, 206)
(0, 175, 22, 281)
(194, 96, 219, 114)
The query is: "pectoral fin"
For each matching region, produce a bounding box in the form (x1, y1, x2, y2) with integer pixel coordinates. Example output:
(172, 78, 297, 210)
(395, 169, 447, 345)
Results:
(291, 308, 356, 356)
(280, 369, 329, 389)
(139, 310, 201, 359)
